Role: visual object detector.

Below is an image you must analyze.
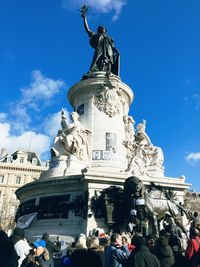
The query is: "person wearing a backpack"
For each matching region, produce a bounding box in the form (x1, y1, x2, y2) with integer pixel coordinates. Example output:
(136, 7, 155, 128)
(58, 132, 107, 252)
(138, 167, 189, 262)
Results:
(185, 228, 200, 267)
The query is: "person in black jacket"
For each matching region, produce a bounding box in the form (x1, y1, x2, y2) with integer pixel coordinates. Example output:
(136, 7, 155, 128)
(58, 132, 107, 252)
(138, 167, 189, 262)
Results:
(126, 236, 160, 267)
(42, 232, 61, 267)
(154, 236, 175, 267)
(0, 229, 18, 267)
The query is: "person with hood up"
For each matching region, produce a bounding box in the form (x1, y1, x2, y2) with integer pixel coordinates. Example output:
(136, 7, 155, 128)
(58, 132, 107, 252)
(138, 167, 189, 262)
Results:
(126, 236, 160, 267)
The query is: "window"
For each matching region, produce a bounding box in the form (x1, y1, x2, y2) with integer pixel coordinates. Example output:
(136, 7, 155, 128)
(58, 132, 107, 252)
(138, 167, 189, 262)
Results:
(11, 190, 16, 200)
(7, 156, 13, 163)
(38, 195, 70, 219)
(16, 198, 36, 218)
(20, 157, 24, 163)
(16, 176, 21, 184)
(32, 158, 37, 166)
(10, 205, 17, 216)
(0, 175, 4, 183)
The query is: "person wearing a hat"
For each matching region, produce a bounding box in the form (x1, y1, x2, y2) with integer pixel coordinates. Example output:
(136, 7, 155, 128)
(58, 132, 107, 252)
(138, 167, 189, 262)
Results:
(21, 239, 49, 267)
(126, 236, 160, 267)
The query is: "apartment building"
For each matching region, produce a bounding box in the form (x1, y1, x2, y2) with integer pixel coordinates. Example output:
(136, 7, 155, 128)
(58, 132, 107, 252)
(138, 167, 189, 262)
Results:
(0, 149, 47, 231)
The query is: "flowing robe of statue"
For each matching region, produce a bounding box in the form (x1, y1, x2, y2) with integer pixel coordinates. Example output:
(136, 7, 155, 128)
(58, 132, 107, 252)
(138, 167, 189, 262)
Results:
(51, 111, 90, 161)
(80, 5, 120, 76)
(124, 119, 164, 174)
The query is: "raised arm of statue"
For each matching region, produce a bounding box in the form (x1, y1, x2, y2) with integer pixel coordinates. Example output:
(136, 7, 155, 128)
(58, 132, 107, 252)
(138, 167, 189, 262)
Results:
(80, 5, 94, 37)
(80, 5, 120, 76)
(136, 120, 152, 146)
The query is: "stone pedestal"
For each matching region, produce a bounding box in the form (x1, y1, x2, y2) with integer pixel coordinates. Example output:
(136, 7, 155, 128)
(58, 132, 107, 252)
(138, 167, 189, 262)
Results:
(68, 73, 133, 171)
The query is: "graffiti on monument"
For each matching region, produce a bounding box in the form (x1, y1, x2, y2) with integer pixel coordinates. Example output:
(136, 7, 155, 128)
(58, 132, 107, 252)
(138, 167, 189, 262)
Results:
(92, 150, 111, 160)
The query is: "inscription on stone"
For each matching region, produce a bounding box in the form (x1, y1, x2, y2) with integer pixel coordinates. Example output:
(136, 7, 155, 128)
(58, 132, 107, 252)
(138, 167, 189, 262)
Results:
(92, 150, 111, 160)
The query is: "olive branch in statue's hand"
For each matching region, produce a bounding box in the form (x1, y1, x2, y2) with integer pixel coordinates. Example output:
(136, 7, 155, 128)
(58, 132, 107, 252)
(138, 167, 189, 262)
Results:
(80, 5, 89, 18)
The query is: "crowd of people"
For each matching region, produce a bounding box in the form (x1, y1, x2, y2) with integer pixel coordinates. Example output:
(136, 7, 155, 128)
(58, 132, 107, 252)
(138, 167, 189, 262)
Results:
(1, 211, 200, 267)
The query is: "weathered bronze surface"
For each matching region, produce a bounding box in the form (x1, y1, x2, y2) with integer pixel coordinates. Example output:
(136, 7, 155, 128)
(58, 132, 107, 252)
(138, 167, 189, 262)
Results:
(80, 5, 120, 76)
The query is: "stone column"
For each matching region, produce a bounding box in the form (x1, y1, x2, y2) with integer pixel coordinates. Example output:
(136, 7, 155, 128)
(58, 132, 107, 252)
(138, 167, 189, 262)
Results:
(68, 73, 134, 172)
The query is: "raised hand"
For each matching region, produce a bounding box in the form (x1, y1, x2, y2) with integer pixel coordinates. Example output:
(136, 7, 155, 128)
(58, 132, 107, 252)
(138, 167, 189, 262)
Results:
(80, 5, 88, 18)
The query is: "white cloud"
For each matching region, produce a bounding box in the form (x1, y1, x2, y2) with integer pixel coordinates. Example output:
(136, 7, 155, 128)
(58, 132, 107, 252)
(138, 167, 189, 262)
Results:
(192, 94, 200, 109)
(0, 70, 67, 159)
(185, 93, 200, 109)
(0, 122, 50, 157)
(62, 0, 127, 21)
(6, 70, 66, 133)
(186, 152, 200, 163)
(21, 70, 65, 105)
(0, 122, 10, 138)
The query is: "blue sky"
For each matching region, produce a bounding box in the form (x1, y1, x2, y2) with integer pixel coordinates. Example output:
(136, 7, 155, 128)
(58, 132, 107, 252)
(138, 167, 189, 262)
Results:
(0, 0, 200, 190)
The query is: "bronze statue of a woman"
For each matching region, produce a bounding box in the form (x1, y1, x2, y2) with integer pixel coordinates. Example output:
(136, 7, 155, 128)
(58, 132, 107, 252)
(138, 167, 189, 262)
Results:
(80, 5, 120, 76)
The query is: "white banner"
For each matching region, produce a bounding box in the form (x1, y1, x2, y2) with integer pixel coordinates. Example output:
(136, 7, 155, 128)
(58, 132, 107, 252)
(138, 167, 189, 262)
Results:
(136, 199, 145, 205)
(16, 212, 37, 229)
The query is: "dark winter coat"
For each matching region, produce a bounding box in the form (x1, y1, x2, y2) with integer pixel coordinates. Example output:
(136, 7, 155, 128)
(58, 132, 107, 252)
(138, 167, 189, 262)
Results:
(85, 248, 104, 267)
(71, 248, 88, 267)
(45, 240, 61, 258)
(154, 244, 175, 267)
(0, 230, 18, 267)
(126, 245, 160, 267)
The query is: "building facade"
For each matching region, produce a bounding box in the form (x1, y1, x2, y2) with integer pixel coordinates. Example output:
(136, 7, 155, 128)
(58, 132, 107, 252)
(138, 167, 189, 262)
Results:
(0, 149, 47, 232)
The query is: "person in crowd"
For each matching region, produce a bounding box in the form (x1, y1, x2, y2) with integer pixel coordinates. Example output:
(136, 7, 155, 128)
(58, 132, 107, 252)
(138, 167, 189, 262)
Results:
(154, 236, 175, 267)
(122, 234, 134, 253)
(185, 228, 200, 267)
(59, 244, 73, 267)
(190, 212, 199, 238)
(10, 227, 32, 267)
(126, 236, 160, 267)
(70, 233, 88, 267)
(146, 234, 156, 254)
(164, 217, 182, 256)
(74, 233, 87, 249)
(0, 228, 18, 267)
(41, 232, 61, 267)
(85, 235, 104, 267)
(104, 232, 129, 267)
(21, 239, 48, 267)
(99, 234, 110, 248)
(191, 212, 199, 229)
(162, 212, 172, 230)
